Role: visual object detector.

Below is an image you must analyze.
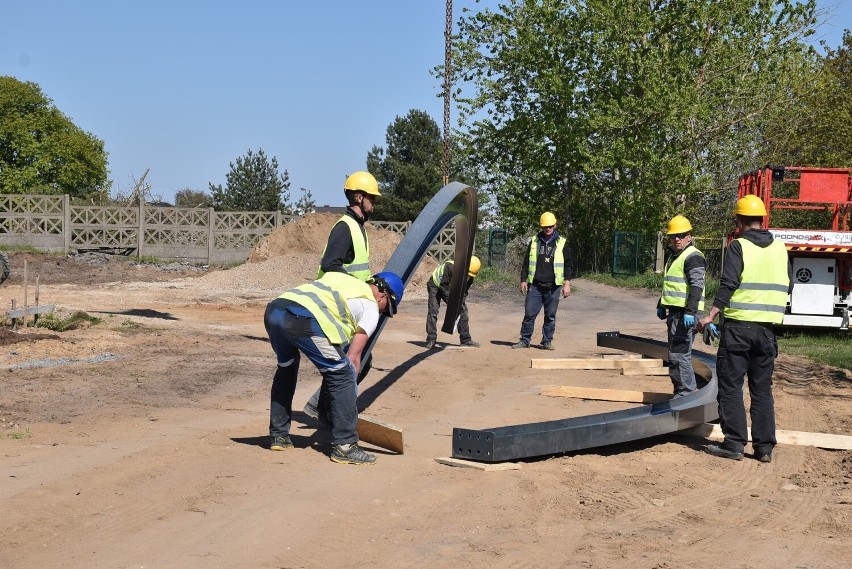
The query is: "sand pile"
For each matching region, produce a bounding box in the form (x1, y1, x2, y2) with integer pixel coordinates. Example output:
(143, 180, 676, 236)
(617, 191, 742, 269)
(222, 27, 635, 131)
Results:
(192, 213, 438, 300)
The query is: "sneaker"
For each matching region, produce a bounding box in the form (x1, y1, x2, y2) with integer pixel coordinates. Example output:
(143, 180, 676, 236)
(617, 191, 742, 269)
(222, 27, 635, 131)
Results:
(303, 400, 319, 419)
(270, 435, 294, 451)
(511, 341, 530, 349)
(755, 451, 772, 463)
(540, 342, 554, 350)
(425, 339, 436, 349)
(330, 443, 377, 465)
(460, 339, 480, 347)
(704, 444, 744, 461)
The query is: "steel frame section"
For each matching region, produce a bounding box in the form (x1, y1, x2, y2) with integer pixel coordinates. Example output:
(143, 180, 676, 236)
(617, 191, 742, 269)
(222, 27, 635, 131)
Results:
(450, 331, 719, 462)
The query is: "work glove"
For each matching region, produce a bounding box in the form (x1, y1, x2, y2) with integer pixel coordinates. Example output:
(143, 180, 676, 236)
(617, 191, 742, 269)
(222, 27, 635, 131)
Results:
(656, 307, 666, 320)
(683, 314, 696, 328)
(703, 323, 720, 345)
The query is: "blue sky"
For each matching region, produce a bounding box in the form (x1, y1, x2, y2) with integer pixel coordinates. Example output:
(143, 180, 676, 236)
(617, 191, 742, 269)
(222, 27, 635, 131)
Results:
(2, 1, 849, 208)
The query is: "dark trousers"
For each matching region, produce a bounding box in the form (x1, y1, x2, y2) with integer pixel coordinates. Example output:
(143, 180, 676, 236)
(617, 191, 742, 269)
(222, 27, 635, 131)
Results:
(666, 309, 697, 395)
(519, 282, 562, 344)
(425, 281, 471, 342)
(715, 320, 778, 454)
(265, 299, 359, 445)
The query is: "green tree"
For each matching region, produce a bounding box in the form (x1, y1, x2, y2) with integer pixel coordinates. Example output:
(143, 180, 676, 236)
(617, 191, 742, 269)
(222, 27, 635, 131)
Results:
(292, 187, 316, 216)
(174, 188, 210, 207)
(451, 0, 817, 271)
(208, 148, 291, 211)
(0, 76, 109, 200)
(368, 109, 445, 221)
(760, 30, 852, 167)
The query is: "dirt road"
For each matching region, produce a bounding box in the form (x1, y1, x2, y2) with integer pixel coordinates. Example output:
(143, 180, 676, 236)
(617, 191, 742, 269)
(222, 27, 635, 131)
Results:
(1, 253, 850, 569)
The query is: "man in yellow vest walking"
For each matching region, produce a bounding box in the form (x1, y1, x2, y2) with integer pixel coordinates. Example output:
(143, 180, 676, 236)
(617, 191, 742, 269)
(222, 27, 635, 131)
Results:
(698, 195, 791, 463)
(657, 215, 706, 396)
(266, 271, 404, 465)
(512, 211, 573, 350)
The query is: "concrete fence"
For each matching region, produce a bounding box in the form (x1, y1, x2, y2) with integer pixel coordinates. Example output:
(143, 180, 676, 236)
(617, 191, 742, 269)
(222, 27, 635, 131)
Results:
(0, 194, 456, 265)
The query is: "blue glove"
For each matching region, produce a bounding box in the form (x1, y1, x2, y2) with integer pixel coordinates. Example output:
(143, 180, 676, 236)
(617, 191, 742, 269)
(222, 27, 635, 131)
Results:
(708, 323, 720, 340)
(656, 307, 666, 320)
(683, 314, 696, 328)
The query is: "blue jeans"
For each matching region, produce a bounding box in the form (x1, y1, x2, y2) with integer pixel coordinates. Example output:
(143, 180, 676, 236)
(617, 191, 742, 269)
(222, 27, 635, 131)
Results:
(519, 283, 562, 345)
(264, 298, 359, 445)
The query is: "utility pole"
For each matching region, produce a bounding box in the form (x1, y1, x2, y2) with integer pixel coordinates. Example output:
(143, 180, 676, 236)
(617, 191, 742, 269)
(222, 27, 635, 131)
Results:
(442, 0, 453, 186)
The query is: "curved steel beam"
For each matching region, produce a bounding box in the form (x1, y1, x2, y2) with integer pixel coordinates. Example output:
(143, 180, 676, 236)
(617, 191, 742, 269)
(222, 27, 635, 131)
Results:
(306, 182, 478, 414)
(450, 331, 719, 462)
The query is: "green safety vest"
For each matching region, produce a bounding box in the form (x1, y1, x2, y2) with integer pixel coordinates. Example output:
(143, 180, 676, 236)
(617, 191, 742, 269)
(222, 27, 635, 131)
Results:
(431, 262, 452, 286)
(724, 238, 789, 324)
(527, 236, 567, 285)
(661, 244, 705, 311)
(317, 215, 371, 282)
(279, 272, 375, 345)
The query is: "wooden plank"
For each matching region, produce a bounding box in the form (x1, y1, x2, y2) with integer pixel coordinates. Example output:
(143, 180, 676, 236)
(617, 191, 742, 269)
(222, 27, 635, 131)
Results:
(594, 353, 644, 360)
(541, 385, 671, 404)
(357, 414, 404, 454)
(621, 366, 670, 376)
(6, 304, 55, 318)
(677, 423, 852, 450)
(434, 457, 522, 471)
(531, 357, 664, 370)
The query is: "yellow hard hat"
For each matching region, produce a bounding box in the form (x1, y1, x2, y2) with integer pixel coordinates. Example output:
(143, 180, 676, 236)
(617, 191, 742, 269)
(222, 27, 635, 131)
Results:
(344, 171, 380, 196)
(666, 215, 692, 235)
(539, 212, 557, 227)
(468, 255, 481, 277)
(734, 194, 767, 216)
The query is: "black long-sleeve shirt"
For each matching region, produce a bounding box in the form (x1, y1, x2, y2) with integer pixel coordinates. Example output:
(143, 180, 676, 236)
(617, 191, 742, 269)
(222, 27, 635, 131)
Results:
(518, 230, 574, 284)
(319, 207, 368, 276)
(713, 228, 793, 311)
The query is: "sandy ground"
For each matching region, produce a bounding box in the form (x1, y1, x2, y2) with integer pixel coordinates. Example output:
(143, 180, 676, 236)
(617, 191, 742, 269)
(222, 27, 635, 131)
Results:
(1, 251, 851, 569)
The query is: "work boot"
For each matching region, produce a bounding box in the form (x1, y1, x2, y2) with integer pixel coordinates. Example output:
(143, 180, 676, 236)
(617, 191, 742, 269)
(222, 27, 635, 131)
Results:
(754, 451, 773, 463)
(540, 342, 554, 351)
(511, 341, 530, 349)
(704, 444, 744, 461)
(269, 435, 294, 451)
(460, 339, 480, 347)
(425, 339, 436, 349)
(330, 443, 377, 465)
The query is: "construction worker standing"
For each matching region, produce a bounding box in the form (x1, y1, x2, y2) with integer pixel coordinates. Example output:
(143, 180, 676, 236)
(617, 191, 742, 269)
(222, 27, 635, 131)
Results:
(698, 195, 791, 463)
(306, 170, 380, 420)
(657, 215, 706, 396)
(425, 256, 481, 349)
(317, 170, 380, 281)
(266, 271, 404, 465)
(512, 212, 573, 350)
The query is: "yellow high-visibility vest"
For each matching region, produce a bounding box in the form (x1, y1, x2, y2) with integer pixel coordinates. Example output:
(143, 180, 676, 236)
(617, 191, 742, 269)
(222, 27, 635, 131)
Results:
(526, 236, 567, 285)
(280, 272, 375, 344)
(317, 215, 370, 281)
(724, 238, 789, 324)
(661, 244, 705, 311)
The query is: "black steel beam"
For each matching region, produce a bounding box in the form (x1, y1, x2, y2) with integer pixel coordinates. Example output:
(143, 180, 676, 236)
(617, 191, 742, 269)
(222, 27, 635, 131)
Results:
(451, 331, 719, 462)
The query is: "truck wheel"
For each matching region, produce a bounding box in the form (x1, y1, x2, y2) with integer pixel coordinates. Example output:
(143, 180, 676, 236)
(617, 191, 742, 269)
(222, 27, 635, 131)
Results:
(0, 251, 10, 284)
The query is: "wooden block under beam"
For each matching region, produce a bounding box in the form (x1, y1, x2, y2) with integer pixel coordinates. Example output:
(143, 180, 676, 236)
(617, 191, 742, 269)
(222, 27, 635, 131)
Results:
(594, 353, 644, 360)
(677, 423, 852, 450)
(531, 357, 664, 370)
(621, 366, 670, 376)
(541, 385, 671, 404)
(435, 457, 522, 471)
(357, 414, 403, 454)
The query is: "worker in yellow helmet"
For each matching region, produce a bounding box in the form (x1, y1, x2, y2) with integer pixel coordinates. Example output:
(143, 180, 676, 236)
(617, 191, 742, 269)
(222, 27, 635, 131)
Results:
(698, 194, 791, 463)
(657, 214, 706, 396)
(512, 211, 573, 350)
(317, 170, 380, 282)
(425, 255, 481, 349)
